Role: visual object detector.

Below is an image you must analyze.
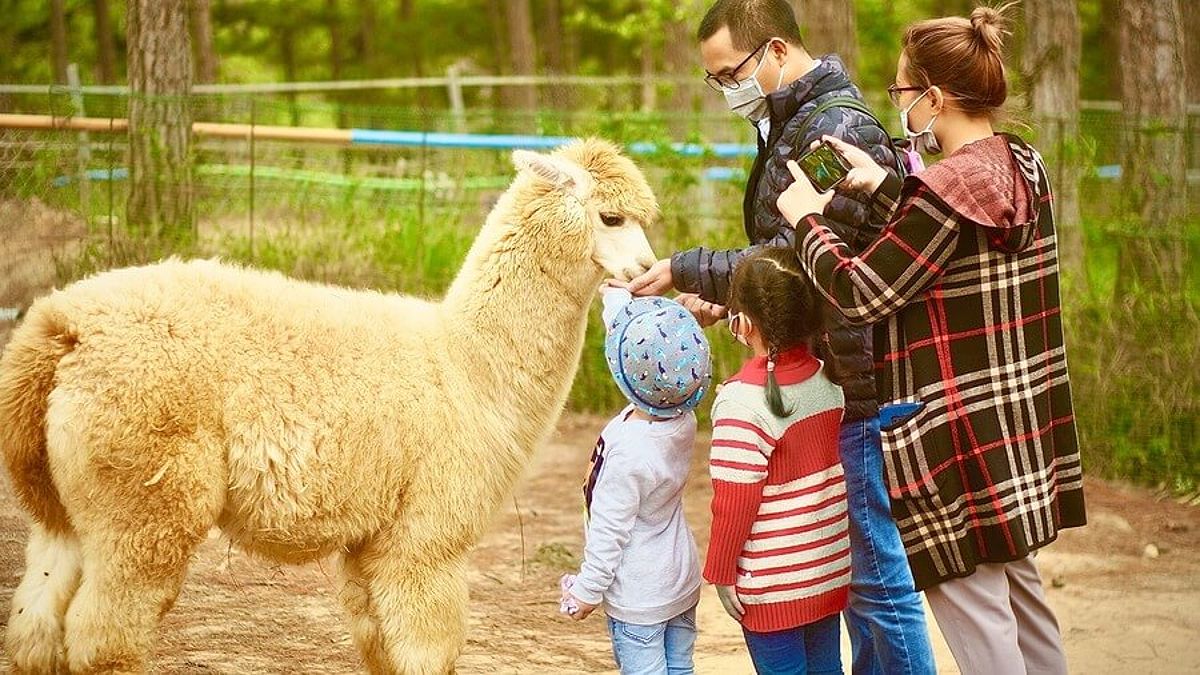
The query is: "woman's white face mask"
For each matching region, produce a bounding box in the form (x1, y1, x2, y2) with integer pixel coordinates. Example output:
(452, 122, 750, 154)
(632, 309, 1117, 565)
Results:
(900, 87, 942, 155)
(723, 41, 788, 124)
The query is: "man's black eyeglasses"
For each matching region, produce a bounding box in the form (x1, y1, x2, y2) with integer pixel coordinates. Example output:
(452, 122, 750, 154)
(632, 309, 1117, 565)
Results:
(887, 83, 926, 107)
(704, 40, 771, 91)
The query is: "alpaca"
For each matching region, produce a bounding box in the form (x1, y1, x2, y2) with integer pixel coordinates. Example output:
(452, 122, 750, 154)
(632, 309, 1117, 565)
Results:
(0, 138, 659, 674)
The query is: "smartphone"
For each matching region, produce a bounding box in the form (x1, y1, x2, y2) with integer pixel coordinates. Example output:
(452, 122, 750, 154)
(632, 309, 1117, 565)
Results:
(797, 140, 851, 192)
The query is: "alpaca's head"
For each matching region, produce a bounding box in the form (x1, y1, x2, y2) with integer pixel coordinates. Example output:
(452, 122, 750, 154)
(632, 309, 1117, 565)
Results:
(511, 139, 658, 282)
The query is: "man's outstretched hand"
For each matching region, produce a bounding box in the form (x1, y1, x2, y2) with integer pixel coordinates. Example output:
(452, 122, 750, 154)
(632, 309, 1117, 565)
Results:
(621, 258, 674, 297)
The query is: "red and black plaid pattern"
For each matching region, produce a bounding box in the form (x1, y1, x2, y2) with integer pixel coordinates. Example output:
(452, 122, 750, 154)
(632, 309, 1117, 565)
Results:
(794, 135, 1086, 590)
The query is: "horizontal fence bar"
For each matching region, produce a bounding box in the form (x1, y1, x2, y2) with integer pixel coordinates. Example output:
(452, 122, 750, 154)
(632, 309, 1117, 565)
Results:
(0, 74, 698, 96)
(0, 113, 759, 156)
(0, 77, 1192, 115)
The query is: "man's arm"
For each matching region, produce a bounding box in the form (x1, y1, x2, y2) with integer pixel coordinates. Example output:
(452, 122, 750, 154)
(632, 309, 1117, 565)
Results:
(669, 227, 798, 305)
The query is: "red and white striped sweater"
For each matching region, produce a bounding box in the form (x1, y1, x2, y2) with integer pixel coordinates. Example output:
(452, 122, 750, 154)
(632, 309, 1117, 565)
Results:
(703, 345, 848, 632)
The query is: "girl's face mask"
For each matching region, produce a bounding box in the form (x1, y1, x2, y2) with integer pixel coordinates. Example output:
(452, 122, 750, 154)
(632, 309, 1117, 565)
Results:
(728, 312, 754, 347)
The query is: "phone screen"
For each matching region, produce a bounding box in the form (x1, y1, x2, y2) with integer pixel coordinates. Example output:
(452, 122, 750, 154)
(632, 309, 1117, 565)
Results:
(798, 142, 850, 192)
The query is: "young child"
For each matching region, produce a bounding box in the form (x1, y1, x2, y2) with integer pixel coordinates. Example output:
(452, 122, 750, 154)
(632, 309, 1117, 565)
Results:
(562, 287, 713, 675)
(705, 247, 849, 674)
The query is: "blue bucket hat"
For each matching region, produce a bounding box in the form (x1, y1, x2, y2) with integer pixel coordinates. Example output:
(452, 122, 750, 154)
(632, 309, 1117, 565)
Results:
(602, 289, 712, 418)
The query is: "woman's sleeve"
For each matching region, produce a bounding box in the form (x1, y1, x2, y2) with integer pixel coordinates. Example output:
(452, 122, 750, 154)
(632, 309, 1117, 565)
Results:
(793, 183, 960, 326)
(867, 172, 905, 224)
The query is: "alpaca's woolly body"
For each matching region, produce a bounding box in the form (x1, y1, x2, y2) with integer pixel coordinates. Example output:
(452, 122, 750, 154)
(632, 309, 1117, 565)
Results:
(0, 139, 658, 674)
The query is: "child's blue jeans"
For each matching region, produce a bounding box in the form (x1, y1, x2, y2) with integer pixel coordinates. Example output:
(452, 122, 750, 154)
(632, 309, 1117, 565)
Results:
(607, 606, 696, 675)
(742, 614, 842, 675)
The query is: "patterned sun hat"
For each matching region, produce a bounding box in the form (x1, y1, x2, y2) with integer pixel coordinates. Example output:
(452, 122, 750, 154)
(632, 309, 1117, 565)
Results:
(603, 291, 712, 418)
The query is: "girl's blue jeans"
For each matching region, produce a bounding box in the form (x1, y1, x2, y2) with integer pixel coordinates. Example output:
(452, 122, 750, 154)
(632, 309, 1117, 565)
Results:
(742, 613, 842, 674)
(607, 606, 696, 675)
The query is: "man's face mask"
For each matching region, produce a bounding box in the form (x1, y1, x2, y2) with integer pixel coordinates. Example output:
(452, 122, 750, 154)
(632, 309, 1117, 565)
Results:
(900, 87, 942, 155)
(722, 40, 788, 124)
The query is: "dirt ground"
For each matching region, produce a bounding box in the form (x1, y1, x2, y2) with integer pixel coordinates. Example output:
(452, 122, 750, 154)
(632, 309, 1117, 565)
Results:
(0, 413, 1198, 674)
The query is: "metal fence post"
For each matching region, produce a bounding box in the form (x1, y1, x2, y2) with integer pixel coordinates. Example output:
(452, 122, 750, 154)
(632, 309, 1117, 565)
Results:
(447, 65, 465, 133)
(67, 64, 91, 219)
(249, 98, 256, 260)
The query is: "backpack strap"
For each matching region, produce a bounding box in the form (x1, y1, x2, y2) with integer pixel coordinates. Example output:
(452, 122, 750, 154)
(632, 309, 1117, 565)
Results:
(792, 95, 905, 177)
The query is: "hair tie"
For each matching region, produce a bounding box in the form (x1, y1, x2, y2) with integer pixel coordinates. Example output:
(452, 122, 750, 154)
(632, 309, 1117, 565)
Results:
(767, 359, 776, 372)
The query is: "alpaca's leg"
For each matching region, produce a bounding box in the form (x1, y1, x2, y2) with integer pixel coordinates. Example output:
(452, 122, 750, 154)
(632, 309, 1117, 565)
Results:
(337, 544, 389, 667)
(339, 535, 469, 675)
(62, 512, 210, 674)
(5, 524, 82, 674)
(55, 441, 222, 674)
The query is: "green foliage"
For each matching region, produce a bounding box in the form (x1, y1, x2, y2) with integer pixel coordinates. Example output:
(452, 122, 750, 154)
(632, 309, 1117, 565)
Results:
(0, 0, 1127, 103)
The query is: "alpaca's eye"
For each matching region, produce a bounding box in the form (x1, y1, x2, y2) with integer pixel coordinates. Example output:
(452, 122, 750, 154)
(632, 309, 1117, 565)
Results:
(600, 213, 623, 227)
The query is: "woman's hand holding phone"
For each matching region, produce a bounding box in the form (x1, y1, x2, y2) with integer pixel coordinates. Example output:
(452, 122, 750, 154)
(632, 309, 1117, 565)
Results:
(812, 135, 889, 196)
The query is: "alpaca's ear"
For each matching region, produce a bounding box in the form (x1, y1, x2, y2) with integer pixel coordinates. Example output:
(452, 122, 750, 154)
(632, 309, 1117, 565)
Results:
(512, 150, 591, 199)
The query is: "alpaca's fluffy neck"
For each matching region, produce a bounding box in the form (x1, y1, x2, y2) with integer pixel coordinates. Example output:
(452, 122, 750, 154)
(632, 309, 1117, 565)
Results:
(441, 189, 600, 475)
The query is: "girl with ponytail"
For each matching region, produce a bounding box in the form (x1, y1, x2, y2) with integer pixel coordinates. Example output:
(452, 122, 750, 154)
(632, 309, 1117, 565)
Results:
(702, 247, 850, 673)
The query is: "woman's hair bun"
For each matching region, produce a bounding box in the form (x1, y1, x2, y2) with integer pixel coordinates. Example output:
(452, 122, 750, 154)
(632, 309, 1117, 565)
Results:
(970, 4, 1012, 55)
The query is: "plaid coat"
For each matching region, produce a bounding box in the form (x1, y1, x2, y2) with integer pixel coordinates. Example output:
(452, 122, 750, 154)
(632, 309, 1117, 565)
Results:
(792, 134, 1086, 589)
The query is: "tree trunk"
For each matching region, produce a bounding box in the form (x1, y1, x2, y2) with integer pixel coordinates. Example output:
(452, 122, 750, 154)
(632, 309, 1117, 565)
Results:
(792, 0, 857, 76)
(505, 0, 538, 114)
(189, 0, 218, 83)
(354, 0, 376, 72)
(640, 23, 657, 113)
(93, 0, 118, 84)
(126, 0, 194, 241)
(396, 0, 426, 108)
(50, 0, 69, 83)
(664, 10, 696, 132)
(280, 23, 300, 126)
(541, 0, 564, 73)
(326, 0, 345, 82)
(1117, 0, 1188, 294)
(1184, 0, 1200, 103)
(539, 0, 573, 111)
(1023, 0, 1086, 292)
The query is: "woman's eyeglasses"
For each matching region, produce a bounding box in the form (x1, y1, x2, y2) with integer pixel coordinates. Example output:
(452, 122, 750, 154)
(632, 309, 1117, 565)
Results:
(704, 40, 771, 91)
(887, 83, 926, 107)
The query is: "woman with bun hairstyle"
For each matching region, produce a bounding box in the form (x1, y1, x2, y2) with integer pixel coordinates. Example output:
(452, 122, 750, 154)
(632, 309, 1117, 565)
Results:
(775, 4, 1084, 673)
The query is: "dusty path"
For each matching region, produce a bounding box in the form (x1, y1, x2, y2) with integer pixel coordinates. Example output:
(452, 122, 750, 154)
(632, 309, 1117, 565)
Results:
(1, 414, 1198, 673)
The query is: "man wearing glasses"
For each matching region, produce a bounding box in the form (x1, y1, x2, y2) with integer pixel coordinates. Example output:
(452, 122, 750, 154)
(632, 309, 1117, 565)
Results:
(622, 1, 936, 674)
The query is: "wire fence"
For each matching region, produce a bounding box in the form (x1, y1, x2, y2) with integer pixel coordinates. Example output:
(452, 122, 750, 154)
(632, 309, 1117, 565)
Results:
(0, 89, 1197, 487)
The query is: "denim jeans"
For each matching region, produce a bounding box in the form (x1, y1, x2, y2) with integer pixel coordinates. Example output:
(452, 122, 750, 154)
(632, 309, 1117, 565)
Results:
(742, 613, 842, 675)
(839, 414, 936, 675)
(607, 606, 696, 675)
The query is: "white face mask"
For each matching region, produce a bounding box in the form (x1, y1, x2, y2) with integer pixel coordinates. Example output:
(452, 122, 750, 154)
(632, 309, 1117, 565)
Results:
(900, 88, 942, 155)
(728, 312, 753, 347)
(722, 42, 787, 124)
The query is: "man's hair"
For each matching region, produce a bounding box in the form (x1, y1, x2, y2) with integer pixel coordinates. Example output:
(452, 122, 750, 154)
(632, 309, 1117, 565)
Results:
(697, 0, 805, 51)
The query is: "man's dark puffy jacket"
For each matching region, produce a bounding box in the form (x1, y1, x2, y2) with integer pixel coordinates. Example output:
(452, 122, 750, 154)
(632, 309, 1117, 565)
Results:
(670, 55, 901, 422)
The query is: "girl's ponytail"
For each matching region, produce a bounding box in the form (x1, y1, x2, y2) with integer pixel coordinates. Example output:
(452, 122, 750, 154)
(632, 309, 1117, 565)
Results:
(764, 345, 794, 418)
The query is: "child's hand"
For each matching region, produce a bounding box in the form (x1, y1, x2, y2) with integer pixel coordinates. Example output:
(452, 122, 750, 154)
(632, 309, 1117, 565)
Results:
(568, 595, 597, 621)
(715, 585, 745, 622)
(677, 293, 727, 328)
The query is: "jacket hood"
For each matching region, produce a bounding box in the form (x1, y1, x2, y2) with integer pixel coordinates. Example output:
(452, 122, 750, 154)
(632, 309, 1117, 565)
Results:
(911, 133, 1044, 253)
